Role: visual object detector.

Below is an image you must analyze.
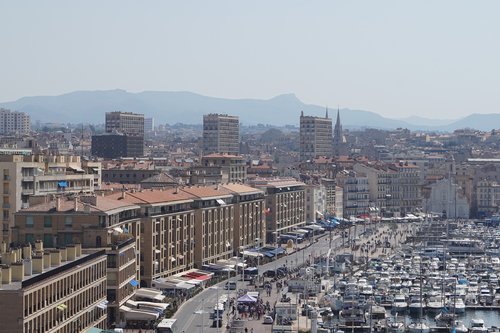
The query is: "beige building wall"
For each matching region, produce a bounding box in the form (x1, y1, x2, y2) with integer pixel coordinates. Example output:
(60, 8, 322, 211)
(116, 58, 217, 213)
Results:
(0, 248, 107, 333)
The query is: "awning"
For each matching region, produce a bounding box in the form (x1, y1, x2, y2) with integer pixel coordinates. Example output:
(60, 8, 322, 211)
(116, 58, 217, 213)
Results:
(216, 199, 226, 206)
(113, 227, 123, 234)
(270, 247, 285, 255)
(237, 294, 257, 303)
(242, 250, 264, 257)
(96, 300, 108, 310)
(57, 304, 67, 311)
(120, 305, 159, 321)
(134, 288, 166, 302)
(130, 279, 139, 287)
(58, 181, 68, 188)
(69, 166, 84, 173)
(263, 252, 274, 258)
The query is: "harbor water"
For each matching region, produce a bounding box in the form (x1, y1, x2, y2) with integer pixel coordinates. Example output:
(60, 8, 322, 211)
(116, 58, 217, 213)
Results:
(406, 310, 500, 328)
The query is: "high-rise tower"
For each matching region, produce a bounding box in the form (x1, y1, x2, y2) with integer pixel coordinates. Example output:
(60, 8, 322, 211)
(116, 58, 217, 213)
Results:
(202, 114, 240, 155)
(299, 109, 333, 161)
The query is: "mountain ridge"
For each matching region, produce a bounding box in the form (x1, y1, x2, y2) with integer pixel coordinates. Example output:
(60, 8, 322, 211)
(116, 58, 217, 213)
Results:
(1, 90, 499, 131)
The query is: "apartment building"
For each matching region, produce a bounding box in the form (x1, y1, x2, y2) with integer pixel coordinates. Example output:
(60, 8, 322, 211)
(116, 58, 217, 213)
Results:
(201, 153, 247, 183)
(202, 114, 240, 155)
(221, 183, 266, 252)
(105, 112, 144, 137)
(0, 242, 107, 333)
(92, 112, 145, 158)
(251, 178, 306, 244)
(12, 195, 142, 327)
(336, 170, 369, 219)
(0, 108, 31, 135)
(304, 184, 326, 222)
(101, 160, 159, 185)
(299, 111, 332, 162)
(354, 163, 400, 217)
(0, 155, 98, 243)
(321, 178, 337, 217)
(181, 186, 234, 269)
(394, 162, 421, 216)
(476, 179, 500, 217)
(108, 188, 196, 287)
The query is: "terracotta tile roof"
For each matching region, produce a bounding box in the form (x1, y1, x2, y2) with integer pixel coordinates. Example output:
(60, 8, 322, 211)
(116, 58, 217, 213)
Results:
(221, 183, 264, 195)
(20, 196, 139, 214)
(107, 188, 195, 205)
(180, 186, 232, 199)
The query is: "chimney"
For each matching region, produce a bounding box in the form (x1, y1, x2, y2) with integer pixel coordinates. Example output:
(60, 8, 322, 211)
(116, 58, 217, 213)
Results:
(23, 259, 32, 276)
(75, 243, 82, 257)
(35, 240, 43, 252)
(1, 265, 11, 285)
(56, 197, 62, 212)
(51, 250, 61, 266)
(11, 262, 24, 282)
(32, 255, 43, 274)
(2, 251, 16, 266)
(74, 197, 79, 212)
(22, 245, 32, 260)
(60, 247, 67, 262)
(66, 245, 76, 261)
(121, 186, 126, 199)
(43, 251, 51, 269)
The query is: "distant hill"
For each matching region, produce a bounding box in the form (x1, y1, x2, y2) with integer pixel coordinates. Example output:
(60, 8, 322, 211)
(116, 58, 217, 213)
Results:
(0, 90, 499, 131)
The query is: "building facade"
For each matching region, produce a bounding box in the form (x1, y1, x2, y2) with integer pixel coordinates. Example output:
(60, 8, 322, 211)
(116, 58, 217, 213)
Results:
(221, 184, 266, 252)
(251, 178, 306, 244)
(201, 154, 247, 183)
(336, 170, 369, 218)
(304, 184, 326, 222)
(202, 114, 240, 155)
(0, 108, 31, 135)
(0, 155, 98, 243)
(299, 111, 332, 162)
(0, 243, 108, 333)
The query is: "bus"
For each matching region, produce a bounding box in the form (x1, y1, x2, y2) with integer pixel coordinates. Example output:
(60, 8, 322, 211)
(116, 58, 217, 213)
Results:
(156, 318, 178, 333)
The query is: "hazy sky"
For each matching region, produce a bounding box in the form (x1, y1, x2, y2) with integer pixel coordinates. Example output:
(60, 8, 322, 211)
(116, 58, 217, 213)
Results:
(1, 1, 499, 119)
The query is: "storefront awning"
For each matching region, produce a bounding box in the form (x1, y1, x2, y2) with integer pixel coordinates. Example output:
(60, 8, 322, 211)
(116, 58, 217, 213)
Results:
(129, 279, 139, 287)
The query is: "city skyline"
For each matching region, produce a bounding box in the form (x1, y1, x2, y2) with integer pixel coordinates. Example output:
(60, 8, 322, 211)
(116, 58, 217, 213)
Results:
(1, 1, 500, 119)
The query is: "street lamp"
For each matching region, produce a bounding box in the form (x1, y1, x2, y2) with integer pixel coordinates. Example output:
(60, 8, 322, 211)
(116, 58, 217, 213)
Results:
(209, 286, 222, 333)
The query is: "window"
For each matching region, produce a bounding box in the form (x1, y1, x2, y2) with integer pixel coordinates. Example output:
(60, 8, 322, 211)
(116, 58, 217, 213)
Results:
(25, 233, 34, 244)
(44, 216, 52, 228)
(26, 216, 34, 228)
(64, 217, 73, 228)
(43, 234, 53, 247)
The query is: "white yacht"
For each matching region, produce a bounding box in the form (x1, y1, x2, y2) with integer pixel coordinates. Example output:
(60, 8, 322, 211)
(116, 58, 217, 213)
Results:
(392, 294, 407, 312)
(446, 298, 466, 314)
(407, 322, 430, 333)
(469, 318, 488, 333)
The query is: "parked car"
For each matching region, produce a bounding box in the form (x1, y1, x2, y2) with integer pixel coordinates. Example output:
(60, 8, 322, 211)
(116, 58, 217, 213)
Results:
(263, 315, 274, 324)
(223, 281, 237, 290)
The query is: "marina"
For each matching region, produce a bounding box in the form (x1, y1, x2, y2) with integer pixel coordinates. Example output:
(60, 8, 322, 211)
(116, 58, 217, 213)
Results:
(312, 217, 500, 333)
